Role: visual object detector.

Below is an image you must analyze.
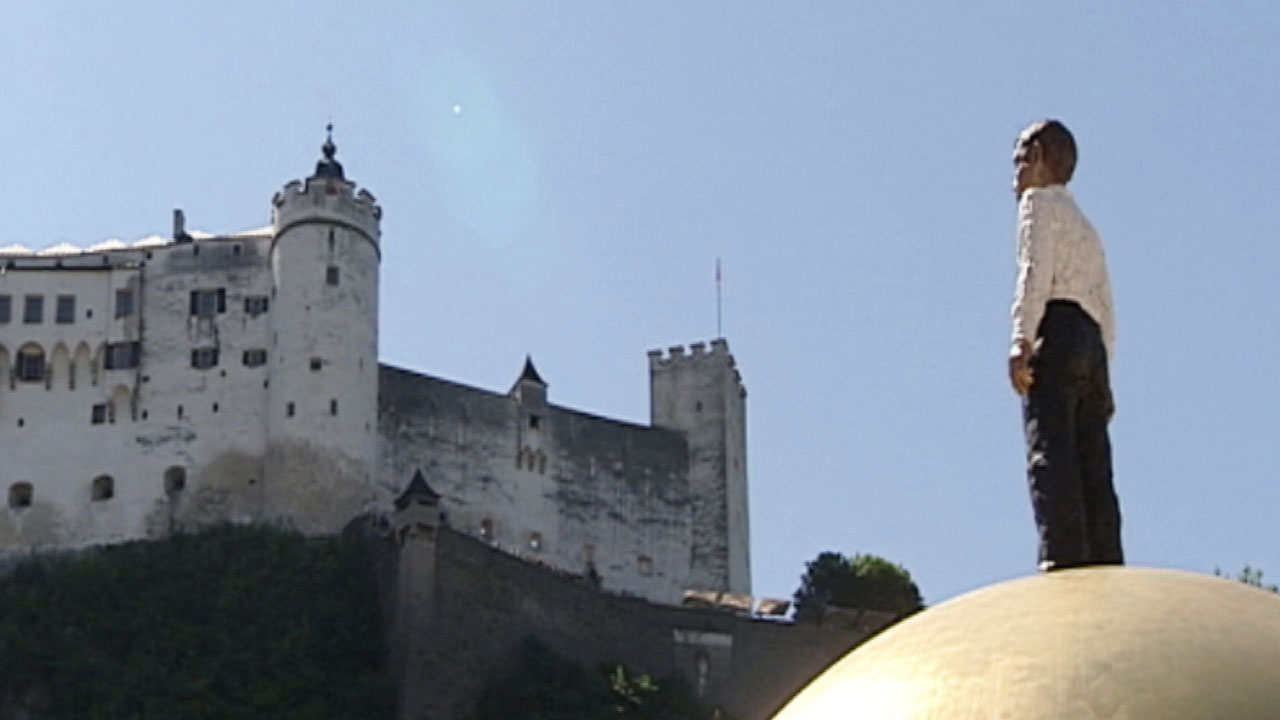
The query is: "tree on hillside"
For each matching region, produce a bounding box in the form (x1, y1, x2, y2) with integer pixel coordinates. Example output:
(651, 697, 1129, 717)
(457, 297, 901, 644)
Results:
(793, 551, 924, 623)
(1214, 564, 1279, 593)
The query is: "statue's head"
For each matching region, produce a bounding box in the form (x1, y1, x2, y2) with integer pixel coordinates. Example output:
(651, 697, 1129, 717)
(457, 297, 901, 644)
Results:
(1013, 119, 1077, 196)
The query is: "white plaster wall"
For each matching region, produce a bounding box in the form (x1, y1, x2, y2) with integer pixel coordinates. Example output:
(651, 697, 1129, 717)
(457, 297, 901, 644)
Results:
(0, 234, 278, 550)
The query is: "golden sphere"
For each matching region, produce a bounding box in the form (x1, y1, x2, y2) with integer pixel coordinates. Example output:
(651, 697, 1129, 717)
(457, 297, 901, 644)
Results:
(774, 566, 1280, 719)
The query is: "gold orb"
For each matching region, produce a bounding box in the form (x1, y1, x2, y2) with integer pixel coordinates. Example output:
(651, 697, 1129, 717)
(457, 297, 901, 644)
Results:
(774, 566, 1280, 719)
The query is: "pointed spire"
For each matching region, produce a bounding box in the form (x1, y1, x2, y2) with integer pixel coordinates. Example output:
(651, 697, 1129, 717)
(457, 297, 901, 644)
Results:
(394, 469, 441, 510)
(313, 122, 345, 180)
(518, 355, 546, 385)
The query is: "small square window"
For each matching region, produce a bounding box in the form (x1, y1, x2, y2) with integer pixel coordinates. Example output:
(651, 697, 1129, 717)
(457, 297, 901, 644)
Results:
(528, 415, 541, 430)
(55, 295, 75, 324)
(191, 347, 219, 369)
(244, 295, 269, 316)
(105, 342, 141, 370)
(8, 482, 32, 509)
(115, 289, 134, 318)
(189, 289, 226, 317)
(242, 349, 268, 367)
(529, 532, 543, 551)
(638, 555, 654, 576)
(310, 357, 323, 371)
(286, 402, 295, 417)
(23, 295, 43, 324)
(326, 265, 339, 286)
(0, 295, 10, 323)
(91, 404, 108, 425)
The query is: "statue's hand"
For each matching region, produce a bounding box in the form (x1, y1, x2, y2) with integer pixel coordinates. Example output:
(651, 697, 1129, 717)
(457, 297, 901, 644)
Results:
(1008, 339, 1034, 396)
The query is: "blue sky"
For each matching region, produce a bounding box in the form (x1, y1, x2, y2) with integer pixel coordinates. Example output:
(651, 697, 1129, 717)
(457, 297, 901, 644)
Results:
(1, 2, 1277, 605)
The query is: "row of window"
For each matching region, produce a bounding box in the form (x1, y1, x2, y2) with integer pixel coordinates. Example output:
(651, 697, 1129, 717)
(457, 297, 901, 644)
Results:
(0, 291, 138, 326)
(6, 467, 186, 509)
(0, 288, 272, 325)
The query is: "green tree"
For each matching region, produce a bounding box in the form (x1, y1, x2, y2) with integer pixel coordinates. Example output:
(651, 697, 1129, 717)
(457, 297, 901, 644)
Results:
(793, 551, 924, 623)
(1214, 564, 1279, 593)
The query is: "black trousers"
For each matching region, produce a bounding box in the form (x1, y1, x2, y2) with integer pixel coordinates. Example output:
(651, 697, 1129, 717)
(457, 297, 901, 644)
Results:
(1023, 300, 1123, 569)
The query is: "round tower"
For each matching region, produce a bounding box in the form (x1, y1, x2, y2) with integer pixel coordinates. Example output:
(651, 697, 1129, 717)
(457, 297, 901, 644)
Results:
(264, 128, 382, 533)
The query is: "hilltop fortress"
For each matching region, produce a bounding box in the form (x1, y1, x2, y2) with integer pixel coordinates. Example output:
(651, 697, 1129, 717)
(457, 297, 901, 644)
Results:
(0, 135, 749, 604)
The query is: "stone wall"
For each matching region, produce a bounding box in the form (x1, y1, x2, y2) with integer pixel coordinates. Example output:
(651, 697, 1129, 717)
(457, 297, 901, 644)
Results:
(378, 365, 697, 603)
(384, 524, 891, 720)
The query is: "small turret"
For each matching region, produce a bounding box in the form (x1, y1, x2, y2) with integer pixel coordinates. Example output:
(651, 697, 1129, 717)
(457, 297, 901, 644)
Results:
(510, 355, 547, 406)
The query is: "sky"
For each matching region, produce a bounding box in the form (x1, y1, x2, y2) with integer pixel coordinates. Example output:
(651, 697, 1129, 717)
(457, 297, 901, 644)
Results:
(1, 2, 1277, 606)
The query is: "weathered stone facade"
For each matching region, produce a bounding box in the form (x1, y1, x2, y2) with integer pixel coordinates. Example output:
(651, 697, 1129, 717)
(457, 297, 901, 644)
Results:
(0, 136, 750, 603)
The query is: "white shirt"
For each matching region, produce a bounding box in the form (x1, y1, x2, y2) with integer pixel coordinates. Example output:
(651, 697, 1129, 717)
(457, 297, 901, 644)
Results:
(1010, 185, 1115, 360)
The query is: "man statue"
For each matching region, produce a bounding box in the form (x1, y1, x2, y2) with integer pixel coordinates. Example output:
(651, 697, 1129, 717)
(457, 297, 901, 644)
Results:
(1008, 119, 1123, 571)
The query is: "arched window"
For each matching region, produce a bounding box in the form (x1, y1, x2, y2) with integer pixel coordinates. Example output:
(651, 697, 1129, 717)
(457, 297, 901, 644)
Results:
(91, 475, 114, 501)
(15, 344, 44, 383)
(164, 466, 186, 494)
(8, 482, 32, 509)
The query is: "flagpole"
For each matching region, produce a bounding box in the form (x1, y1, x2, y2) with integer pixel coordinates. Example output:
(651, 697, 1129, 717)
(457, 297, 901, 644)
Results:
(715, 257, 722, 338)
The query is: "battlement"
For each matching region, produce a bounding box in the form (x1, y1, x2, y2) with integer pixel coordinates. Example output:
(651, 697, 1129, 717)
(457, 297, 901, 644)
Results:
(271, 177, 382, 246)
(647, 338, 735, 369)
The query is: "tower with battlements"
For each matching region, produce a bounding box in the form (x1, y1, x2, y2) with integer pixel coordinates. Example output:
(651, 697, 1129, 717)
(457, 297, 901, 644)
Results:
(649, 339, 750, 594)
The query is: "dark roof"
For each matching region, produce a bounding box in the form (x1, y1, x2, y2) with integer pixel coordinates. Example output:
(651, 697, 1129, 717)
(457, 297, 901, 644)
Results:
(394, 469, 441, 510)
(517, 355, 546, 385)
(313, 123, 345, 180)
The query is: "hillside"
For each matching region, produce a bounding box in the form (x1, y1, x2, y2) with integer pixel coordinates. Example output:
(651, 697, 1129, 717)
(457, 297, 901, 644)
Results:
(0, 525, 392, 719)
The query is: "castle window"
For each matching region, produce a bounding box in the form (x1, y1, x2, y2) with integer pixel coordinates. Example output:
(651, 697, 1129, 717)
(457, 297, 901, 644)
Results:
(479, 518, 494, 542)
(115, 289, 134, 318)
(286, 402, 295, 417)
(164, 466, 186, 494)
(211, 402, 219, 413)
(244, 295, 269, 316)
(189, 288, 226, 317)
(8, 482, 32, 509)
(528, 532, 543, 552)
(55, 295, 76, 324)
(105, 342, 141, 370)
(191, 347, 219, 370)
(15, 345, 45, 383)
(91, 475, 114, 501)
(326, 265, 340, 286)
(329, 399, 338, 416)
(0, 294, 10, 323)
(177, 405, 184, 420)
(23, 295, 43, 324)
(310, 357, 322, 371)
(528, 414, 541, 430)
(232, 244, 242, 256)
(242, 349, 267, 367)
(638, 555, 653, 576)
(91, 404, 107, 425)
